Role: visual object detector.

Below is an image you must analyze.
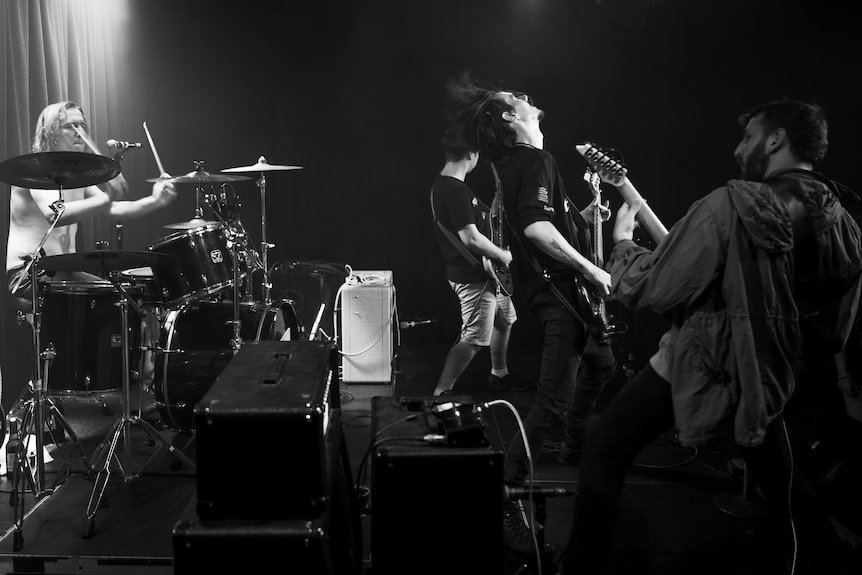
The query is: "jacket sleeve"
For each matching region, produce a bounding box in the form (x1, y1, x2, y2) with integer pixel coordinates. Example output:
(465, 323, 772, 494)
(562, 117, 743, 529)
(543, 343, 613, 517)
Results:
(608, 189, 729, 316)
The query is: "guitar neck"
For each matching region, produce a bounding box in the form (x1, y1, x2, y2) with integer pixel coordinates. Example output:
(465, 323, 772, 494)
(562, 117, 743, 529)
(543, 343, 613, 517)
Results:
(615, 177, 669, 244)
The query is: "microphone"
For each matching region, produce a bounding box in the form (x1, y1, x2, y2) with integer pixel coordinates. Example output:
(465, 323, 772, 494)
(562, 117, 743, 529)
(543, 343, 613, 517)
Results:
(106, 139, 142, 150)
(399, 318, 437, 329)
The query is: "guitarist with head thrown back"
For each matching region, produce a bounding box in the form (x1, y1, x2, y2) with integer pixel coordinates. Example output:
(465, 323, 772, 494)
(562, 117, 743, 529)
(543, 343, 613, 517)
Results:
(430, 118, 532, 397)
(455, 77, 616, 556)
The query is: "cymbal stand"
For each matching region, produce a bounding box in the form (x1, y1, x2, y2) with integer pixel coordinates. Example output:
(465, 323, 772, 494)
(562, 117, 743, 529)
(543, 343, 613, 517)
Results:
(255, 170, 274, 305)
(227, 230, 243, 353)
(85, 279, 196, 537)
(11, 196, 67, 495)
(9, 195, 95, 550)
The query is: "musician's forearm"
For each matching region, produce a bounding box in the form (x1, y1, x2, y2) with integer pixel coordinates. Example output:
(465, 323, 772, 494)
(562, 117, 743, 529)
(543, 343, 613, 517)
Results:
(524, 221, 592, 273)
(459, 226, 509, 261)
(466, 235, 508, 261)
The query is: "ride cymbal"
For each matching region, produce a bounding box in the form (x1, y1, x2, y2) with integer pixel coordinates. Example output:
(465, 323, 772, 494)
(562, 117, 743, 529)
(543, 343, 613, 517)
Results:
(0, 152, 121, 189)
(222, 156, 302, 173)
(148, 168, 250, 184)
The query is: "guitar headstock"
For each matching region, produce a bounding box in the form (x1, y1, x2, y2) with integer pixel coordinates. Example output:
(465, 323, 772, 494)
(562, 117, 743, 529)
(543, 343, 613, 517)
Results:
(576, 142, 627, 186)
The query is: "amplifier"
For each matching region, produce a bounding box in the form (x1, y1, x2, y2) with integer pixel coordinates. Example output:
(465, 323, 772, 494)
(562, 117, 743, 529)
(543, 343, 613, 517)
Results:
(340, 270, 395, 384)
(369, 396, 504, 574)
(173, 490, 361, 575)
(193, 340, 339, 520)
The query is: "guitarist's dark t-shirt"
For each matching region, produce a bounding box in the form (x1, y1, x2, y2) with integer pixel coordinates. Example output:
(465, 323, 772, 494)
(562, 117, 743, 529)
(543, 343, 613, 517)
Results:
(497, 145, 591, 287)
(431, 175, 492, 284)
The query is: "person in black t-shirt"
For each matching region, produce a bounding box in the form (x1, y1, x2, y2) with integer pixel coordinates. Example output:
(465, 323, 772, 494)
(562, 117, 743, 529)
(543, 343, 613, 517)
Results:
(460, 81, 615, 556)
(431, 122, 530, 396)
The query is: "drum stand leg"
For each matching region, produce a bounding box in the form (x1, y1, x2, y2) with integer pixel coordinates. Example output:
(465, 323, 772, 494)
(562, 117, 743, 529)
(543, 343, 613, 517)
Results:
(8, 240, 94, 551)
(10, 356, 95, 551)
(84, 296, 196, 538)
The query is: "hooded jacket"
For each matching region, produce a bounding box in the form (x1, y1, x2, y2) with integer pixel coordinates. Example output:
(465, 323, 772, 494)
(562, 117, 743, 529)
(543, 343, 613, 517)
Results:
(608, 170, 862, 447)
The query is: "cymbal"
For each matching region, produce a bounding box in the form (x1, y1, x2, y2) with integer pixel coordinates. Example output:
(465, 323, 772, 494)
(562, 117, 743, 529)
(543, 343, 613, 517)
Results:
(164, 218, 217, 230)
(0, 152, 121, 189)
(146, 169, 250, 184)
(222, 156, 302, 173)
(38, 251, 175, 274)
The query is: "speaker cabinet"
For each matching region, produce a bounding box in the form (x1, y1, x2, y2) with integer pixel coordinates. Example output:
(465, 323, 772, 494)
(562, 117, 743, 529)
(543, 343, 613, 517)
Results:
(194, 340, 339, 520)
(340, 271, 395, 384)
(369, 396, 504, 574)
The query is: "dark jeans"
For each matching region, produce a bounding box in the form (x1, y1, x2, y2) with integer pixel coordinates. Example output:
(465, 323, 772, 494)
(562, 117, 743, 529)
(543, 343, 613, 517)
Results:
(562, 336, 616, 446)
(503, 285, 616, 483)
(558, 364, 850, 574)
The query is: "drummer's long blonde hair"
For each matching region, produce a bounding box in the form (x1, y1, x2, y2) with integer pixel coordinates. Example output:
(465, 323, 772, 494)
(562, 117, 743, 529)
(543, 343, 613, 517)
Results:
(31, 101, 87, 153)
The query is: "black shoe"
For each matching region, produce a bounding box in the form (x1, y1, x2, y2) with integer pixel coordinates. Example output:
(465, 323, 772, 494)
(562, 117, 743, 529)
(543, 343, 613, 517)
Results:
(557, 437, 584, 465)
(489, 373, 535, 392)
(556, 443, 583, 466)
(503, 503, 536, 556)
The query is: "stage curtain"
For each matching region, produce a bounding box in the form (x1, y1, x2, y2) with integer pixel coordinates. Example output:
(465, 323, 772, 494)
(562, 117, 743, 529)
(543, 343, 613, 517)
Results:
(0, 0, 132, 407)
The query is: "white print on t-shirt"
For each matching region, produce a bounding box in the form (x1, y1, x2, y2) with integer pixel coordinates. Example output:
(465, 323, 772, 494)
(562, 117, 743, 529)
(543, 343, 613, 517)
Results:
(537, 186, 549, 203)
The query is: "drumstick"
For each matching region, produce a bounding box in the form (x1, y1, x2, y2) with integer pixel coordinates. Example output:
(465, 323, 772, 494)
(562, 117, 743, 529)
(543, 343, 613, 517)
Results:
(143, 121, 171, 178)
(72, 125, 102, 155)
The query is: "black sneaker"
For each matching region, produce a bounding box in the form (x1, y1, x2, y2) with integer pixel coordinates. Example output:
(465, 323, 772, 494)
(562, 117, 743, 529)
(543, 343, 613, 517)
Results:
(489, 374, 535, 392)
(556, 441, 583, 465)
(503, 503, 536, 556)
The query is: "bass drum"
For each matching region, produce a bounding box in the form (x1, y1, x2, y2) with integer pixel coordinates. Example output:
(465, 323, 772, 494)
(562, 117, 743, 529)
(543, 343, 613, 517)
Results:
(154, 299, 299, 431)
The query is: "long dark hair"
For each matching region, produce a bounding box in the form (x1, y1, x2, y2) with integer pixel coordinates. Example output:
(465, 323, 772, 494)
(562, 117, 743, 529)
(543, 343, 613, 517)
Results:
(445, 73, 516, 162)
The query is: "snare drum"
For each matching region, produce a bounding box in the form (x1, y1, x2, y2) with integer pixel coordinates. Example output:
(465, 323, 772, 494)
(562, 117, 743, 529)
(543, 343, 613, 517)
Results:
(148, 223, 242, 308)
(118, 264, 188, 309)
(39, 281, 143, 395)
(154, 299, 299, 431)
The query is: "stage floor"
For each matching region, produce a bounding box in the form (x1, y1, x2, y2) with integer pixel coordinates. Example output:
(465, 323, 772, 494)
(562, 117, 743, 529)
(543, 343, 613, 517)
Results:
(0, 342, 859, 574)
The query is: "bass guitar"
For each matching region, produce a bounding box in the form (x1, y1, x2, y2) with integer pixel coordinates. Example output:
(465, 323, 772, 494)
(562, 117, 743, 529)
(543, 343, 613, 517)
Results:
(484, 164, 514, 296)
(576, 142, 669, 244)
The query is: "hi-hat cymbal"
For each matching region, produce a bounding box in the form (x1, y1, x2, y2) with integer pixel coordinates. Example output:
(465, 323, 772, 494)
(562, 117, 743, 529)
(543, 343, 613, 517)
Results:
(38, 251, 175, 274)
(0, 152, 121, 189)
(164, 218, 217, 230)
(147, 169, 250, 184)
(222, 156, 302, 173)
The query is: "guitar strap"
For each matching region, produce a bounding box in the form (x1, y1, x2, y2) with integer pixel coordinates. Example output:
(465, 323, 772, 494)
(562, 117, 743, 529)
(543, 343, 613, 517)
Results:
(430, 185, 481, 267)
(506, 218, 592, 328)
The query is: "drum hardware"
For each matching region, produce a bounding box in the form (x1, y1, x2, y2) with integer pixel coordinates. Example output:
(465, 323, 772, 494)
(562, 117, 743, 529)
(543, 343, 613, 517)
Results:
(83, 273, 197, 538)
(222, 156, 303, 306)
(201, 187, 262, 302)
(0, 151, 120, 551)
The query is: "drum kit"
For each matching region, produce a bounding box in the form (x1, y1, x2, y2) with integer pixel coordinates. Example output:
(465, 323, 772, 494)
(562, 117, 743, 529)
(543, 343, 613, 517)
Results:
(0, 148, 303, 540)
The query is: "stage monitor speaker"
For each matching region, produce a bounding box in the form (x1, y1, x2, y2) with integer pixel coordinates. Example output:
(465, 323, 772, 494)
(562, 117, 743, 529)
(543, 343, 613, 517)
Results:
(194, 340, 340, 520)
(369, 396, 504, 574)
(173, 485, 361, 575)
(340, 270, 395, 384)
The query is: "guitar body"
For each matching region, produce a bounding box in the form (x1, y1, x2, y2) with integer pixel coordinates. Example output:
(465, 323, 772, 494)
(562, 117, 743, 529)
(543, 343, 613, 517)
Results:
(483, 255, 513, 297)
(572, 273, 612, 344)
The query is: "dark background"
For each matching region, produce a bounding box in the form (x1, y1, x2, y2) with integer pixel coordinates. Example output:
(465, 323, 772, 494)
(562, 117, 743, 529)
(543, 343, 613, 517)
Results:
(125, 0, 862, 357)
(10, 0, 861, 394)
